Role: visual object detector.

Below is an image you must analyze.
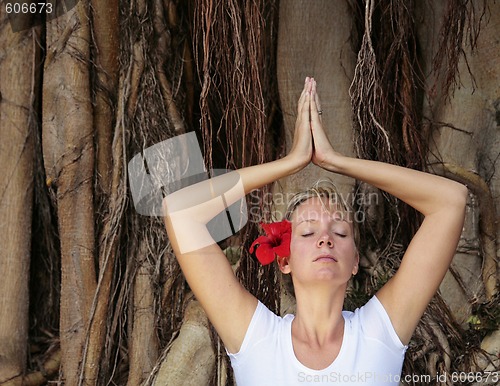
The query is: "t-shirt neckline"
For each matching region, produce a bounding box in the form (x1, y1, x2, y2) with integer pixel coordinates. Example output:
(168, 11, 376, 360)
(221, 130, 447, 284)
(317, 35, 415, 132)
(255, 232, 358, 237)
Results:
(285, 313, 349, 373)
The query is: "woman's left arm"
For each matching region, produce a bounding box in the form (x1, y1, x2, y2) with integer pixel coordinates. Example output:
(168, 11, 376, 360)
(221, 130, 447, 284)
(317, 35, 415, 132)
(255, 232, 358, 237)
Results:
(328, 155, 466, 345)
(310, 81, 467, 345)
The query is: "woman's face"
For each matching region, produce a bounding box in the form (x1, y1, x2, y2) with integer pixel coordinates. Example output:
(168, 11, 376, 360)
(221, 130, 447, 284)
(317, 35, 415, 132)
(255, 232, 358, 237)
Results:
(282, 197, 359, 285)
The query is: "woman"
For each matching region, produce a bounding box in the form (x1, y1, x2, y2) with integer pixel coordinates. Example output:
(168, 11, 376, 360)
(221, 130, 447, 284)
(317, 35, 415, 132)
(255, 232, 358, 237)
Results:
(162, 78, 467, 385)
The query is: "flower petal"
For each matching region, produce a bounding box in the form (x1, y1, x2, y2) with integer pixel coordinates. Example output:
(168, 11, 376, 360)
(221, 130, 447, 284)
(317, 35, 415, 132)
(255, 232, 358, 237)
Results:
(249, 235, 271, 253)
(273, 233, 291, 257)
(250, 220, 292, 265)
(261, 220, 291, 238)
(255, 244, 276, 265)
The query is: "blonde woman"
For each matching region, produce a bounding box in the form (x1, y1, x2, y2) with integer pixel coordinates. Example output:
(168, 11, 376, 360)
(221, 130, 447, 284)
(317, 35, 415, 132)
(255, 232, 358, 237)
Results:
(163, 78, 467, 385)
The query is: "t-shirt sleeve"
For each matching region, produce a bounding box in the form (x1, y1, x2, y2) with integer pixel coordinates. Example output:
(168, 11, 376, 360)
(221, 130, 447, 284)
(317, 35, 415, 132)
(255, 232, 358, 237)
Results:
(359, 295, 408, 352)
(225, 300, 278, 362)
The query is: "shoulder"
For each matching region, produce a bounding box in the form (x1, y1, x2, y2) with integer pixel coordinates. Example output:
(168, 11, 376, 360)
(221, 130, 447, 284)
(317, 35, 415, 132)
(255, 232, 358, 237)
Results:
(344, 296, 407, 351)
(227, 300, 289, 357)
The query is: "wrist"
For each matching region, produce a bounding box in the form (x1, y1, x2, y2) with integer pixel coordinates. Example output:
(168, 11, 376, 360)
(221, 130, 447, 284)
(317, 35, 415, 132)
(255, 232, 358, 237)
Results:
(283, 154, 310, 174)
(318, 152, 345, 174)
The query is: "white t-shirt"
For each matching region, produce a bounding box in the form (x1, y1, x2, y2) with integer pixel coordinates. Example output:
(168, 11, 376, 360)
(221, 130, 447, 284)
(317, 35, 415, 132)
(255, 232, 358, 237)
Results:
(227, 296, 407, 386)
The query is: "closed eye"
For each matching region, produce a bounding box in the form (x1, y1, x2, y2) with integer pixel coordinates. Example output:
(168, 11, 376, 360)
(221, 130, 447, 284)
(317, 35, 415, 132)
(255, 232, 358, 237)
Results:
(335, 233, 347, 238)
(302, 233, 314, 237)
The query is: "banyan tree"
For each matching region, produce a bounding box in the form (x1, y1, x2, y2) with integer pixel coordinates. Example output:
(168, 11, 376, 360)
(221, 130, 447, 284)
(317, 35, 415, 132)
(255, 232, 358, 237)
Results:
(0, 0, 498, 385)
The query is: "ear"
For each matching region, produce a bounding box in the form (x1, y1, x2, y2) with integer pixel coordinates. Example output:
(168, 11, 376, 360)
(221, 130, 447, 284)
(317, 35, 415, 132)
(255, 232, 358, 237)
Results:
(277, 255, 291, 274)
(352, 250, 360, 276)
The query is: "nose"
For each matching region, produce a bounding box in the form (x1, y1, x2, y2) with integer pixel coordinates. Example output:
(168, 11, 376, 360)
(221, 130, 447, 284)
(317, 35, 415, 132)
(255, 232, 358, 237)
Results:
(317, 235, 333, 248)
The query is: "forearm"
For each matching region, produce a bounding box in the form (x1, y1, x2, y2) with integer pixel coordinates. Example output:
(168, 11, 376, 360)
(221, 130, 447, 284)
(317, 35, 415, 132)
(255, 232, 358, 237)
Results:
(164, 155, 303, 222)
(163, 155, 303, 255)
(239, 154, 304, 193)
(326, 154, 467, 216)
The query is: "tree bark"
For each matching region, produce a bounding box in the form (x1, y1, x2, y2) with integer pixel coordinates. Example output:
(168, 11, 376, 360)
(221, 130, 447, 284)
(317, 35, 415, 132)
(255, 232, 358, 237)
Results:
(41, 1, 97, 383)
(126, 238, 160, 386)
(276, 0, 357, 199)
(82, 1, 120, 384)
(91, 0, 119, 196)
(418, 1, 499, 313)
(1, 1, 497, 384)
(0, 14, 37, 384)
(1, 350, 60, 386)
(153, 300, 215, 386)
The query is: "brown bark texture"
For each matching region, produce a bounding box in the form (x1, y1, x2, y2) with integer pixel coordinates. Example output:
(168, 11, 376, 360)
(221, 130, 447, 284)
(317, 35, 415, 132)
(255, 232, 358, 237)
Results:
(41, 1, 96, 384)
(0, 0, 498, 385)
(0, 9, 36, 384)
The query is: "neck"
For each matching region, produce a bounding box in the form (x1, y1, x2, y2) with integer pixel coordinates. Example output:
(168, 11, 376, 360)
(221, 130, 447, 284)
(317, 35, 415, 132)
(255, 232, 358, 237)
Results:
(292, 282, 346, 347)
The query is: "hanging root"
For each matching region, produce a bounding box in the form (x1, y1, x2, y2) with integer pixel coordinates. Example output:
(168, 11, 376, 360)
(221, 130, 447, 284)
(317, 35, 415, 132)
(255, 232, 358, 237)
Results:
(149, 300, 215, 386)
(441, 163, 498, 300)
(349, 0, 426, 170)
(431, 0, 488, 99)
(152, 0, 186, 135)
(2, 349, 61, 386)
(192, 0, 281, 319)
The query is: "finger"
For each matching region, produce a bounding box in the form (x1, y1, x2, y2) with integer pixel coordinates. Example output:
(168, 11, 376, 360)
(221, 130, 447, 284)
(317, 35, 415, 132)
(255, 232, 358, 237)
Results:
(297, 77, 310, 113)
(310, 80, 321, 124)
(314, 82, 322, 120)
(300, 82, 311, 121)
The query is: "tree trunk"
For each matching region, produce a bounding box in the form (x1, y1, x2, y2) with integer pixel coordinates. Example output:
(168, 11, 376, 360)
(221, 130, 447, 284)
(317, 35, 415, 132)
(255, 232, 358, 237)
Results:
(41, 1, 97, 383)
(82, 1, 120, 384)
(418, 0, 500, 321)
(1, 1, 498, 384)
(152, 300, 215, 386)
(276, 0, 357, 199)
(92, 0, 119, 196)
(126, 238, 159, 386)
(0, 14, 37, 384)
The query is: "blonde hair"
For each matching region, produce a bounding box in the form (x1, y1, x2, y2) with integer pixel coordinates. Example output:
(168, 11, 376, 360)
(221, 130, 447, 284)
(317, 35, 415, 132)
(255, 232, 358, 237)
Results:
(285, 179, 359, 246)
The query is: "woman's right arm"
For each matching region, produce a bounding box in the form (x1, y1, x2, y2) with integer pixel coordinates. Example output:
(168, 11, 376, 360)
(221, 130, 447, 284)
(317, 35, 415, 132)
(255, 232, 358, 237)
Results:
(163, 78, 314, 353)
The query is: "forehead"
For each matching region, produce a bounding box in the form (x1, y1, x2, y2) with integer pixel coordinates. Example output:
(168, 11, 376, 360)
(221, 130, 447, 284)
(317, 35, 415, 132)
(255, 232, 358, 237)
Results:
(291, 197, 349, 223)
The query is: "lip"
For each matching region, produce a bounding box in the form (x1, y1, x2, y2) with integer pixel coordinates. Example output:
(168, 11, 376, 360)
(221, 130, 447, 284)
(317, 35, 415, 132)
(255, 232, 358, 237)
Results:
(313, 254, 338, 263)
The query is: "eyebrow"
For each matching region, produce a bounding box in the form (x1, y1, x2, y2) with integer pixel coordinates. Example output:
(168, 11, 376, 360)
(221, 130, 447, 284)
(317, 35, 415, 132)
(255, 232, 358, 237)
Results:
(297, 219, 317, 225)
(297, 216, 347, 225)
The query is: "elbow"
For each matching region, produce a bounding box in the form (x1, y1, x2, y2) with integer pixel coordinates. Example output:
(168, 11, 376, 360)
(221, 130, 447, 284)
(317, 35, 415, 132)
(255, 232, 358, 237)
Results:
(162, 196, 169, 218)
(162, 197, 177, 224)
(456, 182, 468, 207)
(448, 182, 468, 212)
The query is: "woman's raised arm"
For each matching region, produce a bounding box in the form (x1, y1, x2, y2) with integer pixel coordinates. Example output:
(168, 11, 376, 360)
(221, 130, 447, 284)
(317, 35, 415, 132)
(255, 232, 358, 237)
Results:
(310, 80, 467, 345)
(163, 78, 314, 353)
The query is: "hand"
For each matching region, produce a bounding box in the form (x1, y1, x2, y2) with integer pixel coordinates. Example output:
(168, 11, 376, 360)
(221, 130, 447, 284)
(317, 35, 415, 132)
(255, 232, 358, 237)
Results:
(310, 80, 339, 170)
(287, 77, 313, 170)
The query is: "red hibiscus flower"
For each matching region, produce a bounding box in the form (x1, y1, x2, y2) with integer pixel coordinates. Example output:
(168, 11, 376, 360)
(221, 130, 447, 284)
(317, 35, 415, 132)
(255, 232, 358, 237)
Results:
(249, 220, 292, 265)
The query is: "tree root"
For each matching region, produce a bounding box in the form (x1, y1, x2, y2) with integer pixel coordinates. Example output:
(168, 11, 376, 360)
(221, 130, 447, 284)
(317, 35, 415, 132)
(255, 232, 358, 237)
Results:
(0, 350, 60, 386)
(151, 299, 215, 386)
(441, 163, 498, 300)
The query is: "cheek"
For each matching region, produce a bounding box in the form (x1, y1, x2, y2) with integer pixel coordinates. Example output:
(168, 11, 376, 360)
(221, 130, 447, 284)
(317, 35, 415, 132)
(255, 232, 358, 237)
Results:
(289, 238, 299, 256)
(289, 236, 307, 256)
(337, 238, 358, 260)
(347, 244, 359, 266)
(342, 240, 358, 257)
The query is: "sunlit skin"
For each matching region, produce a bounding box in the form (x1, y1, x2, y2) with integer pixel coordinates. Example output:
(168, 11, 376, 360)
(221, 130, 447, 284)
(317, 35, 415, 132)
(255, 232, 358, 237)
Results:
(164, 77, 467, 369)
(280, 197, 358, 286)
(276, 197, 360, 369)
